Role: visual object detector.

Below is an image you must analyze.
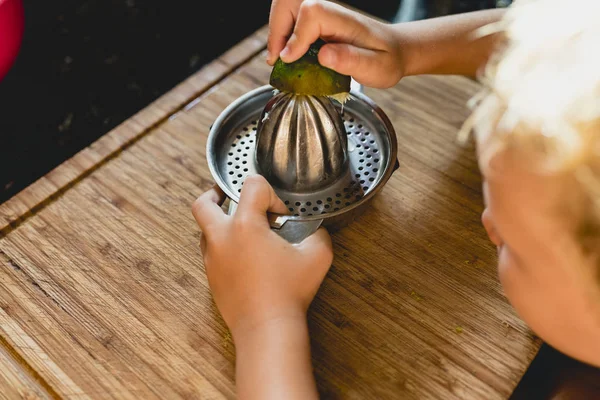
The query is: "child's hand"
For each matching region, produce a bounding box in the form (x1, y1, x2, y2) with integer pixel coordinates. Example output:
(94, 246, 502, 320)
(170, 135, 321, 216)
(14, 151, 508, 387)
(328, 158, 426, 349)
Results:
(268, 1, 506, 85)
(267, 0, 304, 66)
(276, 0, 406, 88)
(192, 175, 333, 338)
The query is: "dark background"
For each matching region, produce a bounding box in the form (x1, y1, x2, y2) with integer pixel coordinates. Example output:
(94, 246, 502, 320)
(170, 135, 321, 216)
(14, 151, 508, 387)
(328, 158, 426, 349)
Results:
(1, 0, 597, 398)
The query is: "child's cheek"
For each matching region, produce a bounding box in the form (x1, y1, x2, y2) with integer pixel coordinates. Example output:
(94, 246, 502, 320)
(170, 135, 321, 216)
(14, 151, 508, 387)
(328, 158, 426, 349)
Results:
(496, 246, 544, 334)
(496, 246, 525, 302)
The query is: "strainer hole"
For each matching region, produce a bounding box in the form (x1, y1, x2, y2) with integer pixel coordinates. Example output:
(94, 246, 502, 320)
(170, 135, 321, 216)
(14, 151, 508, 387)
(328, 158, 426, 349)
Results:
(243, 127, 248, 131)
(317, 200, 323, 205)
(233, 180, 238, 184)
(313, 207, 318, 211)
(335, 200, 341, 205)
(242, 160, 247, 164)
(345, 194, 351, 199)
(369, 177, 375, 182)
(370, 140, 375, 144)
(373, 149, 379, 153)
(327, 197, 333, 202)
(237, 149, 242, 152)
(306, 201, 312, 206)
(227, 162, 232, 165)
(249, 140, 253, 143)
(357, 144, 362, 148)
(295, 202, 301, 206)
(235, 157, 240, 160)
(345, 202, 351, 206)
(360, 180, 365, 184)
(358, 124, 363, 128)
(245, 147, 250, 150)
(228, 152, 233, 156)
(335, 193, 341, 197)
(373, 168, 379, 172)
(240, 140, 245, 144)
(375, 158, 380, 163)
(308, 213, 313, 216)
(355, 174, 360, 178)
(358, 167, 363, 171)
(349, 118, 355, 122)
(359, 151, 364, 155)
(334, 207, 340, 211)
(365, 132, 370, 136)
(359, 159, 364, 163)
(243, 153, 248, 157)
(284, 200, 290, 205)
(246, 134, 251, 137)
(363, 186, 368, 191)
(238, 189, 242, 193)
(294, 213, 299, 216)
(361, 138, 366, 142)
(325, 204, 330, 209)
(229, 171, 234, 175)
(238, 174, 242, 178)
(364, 172, 369, 176)
(301, 208, 306, 212)
(321, 211, 326, 214)
(235, 166, 240, 169)
(289, 208, 294, 212)
(367, 163, 372, 167)
(243, 168, 248, 172)
(366, 154, 372, 159)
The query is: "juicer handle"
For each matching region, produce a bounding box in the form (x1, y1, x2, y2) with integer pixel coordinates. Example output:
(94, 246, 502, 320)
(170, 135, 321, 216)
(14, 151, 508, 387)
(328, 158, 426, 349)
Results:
(227, 200, 323, 244)
(267, 214, 324, 244)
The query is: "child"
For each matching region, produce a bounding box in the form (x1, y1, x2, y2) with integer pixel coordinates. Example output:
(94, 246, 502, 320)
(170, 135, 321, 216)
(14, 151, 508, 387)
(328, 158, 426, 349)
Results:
(191, 0, 600, 398)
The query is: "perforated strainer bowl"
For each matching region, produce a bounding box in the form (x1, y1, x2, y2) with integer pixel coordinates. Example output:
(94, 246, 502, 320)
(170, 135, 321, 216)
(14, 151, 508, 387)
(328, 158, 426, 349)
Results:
(207, 84, 399, 243)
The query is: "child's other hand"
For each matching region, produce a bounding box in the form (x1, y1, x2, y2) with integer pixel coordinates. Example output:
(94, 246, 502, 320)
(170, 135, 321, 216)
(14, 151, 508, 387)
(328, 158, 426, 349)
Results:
(192, 175, 333, 339)
(277, 0, 406, 88)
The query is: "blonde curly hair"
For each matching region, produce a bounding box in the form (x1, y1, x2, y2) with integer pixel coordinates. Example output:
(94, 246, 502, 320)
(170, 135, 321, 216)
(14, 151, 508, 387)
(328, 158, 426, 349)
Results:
(460, 0, 600, 264)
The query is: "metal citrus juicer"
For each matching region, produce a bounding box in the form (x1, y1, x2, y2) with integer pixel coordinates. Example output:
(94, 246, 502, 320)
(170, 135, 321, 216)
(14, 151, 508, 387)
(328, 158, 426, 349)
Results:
(206, 49, 399, 243)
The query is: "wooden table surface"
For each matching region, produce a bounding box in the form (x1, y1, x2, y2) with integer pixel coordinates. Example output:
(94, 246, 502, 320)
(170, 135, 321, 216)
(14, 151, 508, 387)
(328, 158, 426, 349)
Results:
(0, 25, 544, 399)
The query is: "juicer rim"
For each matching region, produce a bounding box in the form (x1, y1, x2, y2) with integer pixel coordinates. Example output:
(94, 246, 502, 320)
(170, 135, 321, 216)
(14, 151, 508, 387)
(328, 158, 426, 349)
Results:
(206, 84, 398, 223)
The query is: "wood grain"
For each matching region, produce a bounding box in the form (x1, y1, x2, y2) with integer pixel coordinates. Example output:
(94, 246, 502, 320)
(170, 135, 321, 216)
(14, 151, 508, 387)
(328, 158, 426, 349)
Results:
(0, 25, 541, 400)
(0, 335, 55, 400)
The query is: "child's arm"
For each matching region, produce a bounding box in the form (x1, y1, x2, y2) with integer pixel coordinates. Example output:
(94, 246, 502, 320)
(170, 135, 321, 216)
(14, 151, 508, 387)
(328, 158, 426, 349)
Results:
(234, 316, 318, 400)
(396, 8, 505, 77)
(192, 175, 333, 400)
(270, 0, 505, 87)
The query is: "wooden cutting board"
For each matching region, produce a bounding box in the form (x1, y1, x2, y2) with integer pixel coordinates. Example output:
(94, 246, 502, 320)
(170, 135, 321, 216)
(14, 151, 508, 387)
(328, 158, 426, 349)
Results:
(0, 25, 541, 399)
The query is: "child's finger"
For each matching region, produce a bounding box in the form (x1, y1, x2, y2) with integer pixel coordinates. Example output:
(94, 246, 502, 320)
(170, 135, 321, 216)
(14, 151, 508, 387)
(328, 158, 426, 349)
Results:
(267, 0, 299, 65)
(192, 185, 227, 232)
(236, 175, 288, 221)
(280, 0, 363, 63)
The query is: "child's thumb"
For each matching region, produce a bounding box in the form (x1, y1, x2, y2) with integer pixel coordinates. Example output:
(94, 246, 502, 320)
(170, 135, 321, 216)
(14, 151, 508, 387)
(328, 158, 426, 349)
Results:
(319, 43, 392, 88)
